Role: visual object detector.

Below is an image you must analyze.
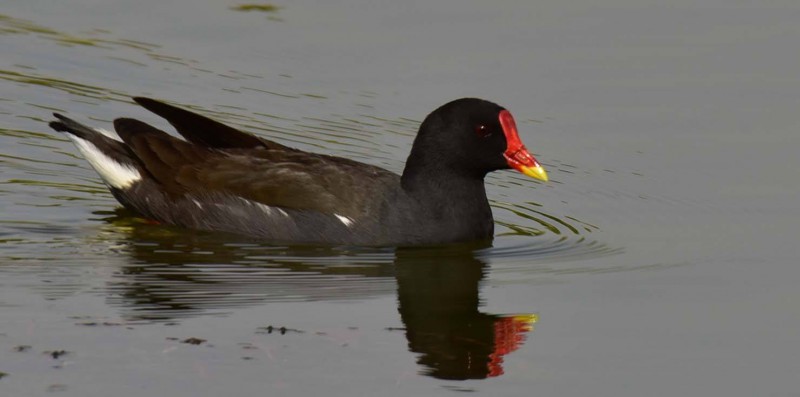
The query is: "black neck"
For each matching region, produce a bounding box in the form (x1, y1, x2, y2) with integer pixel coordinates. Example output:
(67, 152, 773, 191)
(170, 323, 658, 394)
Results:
(400, 165, 495, 242)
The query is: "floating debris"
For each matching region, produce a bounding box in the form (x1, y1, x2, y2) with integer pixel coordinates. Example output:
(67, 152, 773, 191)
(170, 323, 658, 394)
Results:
(75, 321, 124, 327)
(230, 4, 281, 13)
(256, 325, 303, 335)
(181, 337, 206, 345)
(44, 350, 69, 359)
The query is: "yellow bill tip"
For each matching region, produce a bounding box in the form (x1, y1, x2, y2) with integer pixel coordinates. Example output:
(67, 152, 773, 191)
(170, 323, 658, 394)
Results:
(520, 165, 549, 182)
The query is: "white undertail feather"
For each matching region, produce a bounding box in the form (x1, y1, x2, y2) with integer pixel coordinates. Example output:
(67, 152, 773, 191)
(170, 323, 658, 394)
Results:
(66, 135, 141, 189)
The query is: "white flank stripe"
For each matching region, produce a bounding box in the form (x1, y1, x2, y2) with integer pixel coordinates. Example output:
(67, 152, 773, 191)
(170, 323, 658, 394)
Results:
(68, 136, 141, 189)
(241, 198, 290, 217)
(335, 214, 355, 227)
(253, 201, 274, 215)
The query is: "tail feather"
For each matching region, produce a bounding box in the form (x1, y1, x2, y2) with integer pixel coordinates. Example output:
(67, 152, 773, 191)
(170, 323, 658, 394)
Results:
(50, 113, 100, 139)
(49, 113, 143, 190)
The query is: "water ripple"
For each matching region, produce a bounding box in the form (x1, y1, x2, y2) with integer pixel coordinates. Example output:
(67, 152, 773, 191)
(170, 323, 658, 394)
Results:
(488, 199, 622, 263)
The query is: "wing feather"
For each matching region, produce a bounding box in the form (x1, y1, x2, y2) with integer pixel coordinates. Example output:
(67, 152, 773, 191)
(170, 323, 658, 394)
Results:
(133, 97, 291, 151)
(112, 101, 398, 218)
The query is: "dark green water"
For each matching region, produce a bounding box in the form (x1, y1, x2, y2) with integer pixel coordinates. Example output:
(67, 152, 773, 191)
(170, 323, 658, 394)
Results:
(2, 1, 799, 396)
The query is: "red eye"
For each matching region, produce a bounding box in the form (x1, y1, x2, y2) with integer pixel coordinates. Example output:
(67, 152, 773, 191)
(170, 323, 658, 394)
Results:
(475, 124, 492, 138)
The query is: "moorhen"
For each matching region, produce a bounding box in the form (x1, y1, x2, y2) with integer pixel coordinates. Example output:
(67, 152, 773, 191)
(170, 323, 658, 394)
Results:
(49, 97, 548, 245)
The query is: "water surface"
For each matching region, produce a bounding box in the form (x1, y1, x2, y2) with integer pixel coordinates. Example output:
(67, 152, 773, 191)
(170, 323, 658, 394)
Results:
(2, 1, 800, 396)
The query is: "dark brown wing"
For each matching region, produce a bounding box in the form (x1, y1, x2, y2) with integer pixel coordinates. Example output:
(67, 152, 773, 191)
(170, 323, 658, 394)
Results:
(113, 116, 396, 218)
(183, 150, 397, 218)
(113, 118, 209, 195)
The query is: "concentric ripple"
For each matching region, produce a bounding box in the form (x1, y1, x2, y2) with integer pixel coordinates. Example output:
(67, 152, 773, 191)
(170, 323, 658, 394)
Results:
(487, 200, 623, 262)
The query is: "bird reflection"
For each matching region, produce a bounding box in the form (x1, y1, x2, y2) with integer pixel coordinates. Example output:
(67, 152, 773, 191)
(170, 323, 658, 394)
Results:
(395, 246, 536, 379)
(100, 210, 535, 379)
